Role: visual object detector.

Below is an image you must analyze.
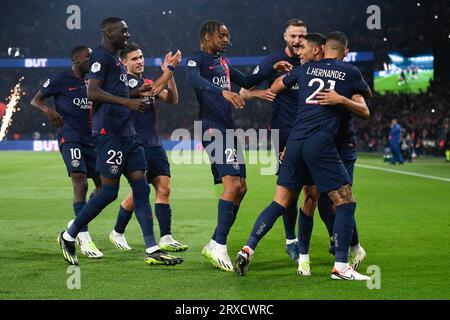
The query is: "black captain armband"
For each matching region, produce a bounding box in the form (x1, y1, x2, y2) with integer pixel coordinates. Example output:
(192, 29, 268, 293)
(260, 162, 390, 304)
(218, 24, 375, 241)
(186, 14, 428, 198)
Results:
(167, 65, 175, 72)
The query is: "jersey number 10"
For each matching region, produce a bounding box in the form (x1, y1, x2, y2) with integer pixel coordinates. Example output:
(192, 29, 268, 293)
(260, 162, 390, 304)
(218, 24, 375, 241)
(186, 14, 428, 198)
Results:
(305, 78, 336, 104)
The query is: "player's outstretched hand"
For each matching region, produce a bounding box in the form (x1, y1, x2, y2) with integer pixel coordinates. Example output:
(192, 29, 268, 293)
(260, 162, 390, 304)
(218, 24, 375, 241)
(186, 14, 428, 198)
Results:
(273, 61, 293, 73)
(223, 90, 245, 109)
(316, 89, 344, 106)
(126, 98, 149, 113)
(252, 89, 277, 102)
(47, 109, 64, 128)
(164, 50, 182, 69)
(279, 146, 286, 161)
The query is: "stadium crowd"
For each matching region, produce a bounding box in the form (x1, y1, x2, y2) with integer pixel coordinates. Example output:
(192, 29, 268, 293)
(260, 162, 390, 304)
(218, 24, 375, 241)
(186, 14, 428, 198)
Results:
(1, 0, 448, 157)
(355, 81, 450, 156)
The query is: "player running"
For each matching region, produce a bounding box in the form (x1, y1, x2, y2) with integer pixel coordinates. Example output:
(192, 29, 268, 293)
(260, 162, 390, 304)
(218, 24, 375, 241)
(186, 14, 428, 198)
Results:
(31, 46, 103, 259)
(235, 32, 371, 280)
(239, 18, 306, 261)
(57, 17, 183, 266)
(109, 43, 188, 252)
(186, 20, 270, 272)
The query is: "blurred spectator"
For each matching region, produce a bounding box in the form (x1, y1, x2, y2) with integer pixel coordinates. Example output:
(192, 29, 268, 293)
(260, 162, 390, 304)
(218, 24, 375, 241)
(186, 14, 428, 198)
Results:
(389, 118, 404, 164)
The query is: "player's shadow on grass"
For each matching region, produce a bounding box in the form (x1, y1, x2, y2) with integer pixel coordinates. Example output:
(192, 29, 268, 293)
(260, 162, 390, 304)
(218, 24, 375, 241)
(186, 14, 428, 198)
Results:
(250, 258, 295, 271)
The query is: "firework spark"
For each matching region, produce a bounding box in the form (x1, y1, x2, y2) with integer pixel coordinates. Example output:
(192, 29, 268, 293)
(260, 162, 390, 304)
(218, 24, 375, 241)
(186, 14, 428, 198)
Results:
(0, 77, 24, 141)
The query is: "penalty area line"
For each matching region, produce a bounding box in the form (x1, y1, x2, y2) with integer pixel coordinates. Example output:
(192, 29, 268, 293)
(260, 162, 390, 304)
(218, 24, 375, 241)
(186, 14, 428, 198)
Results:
(355, 163, 450, 183)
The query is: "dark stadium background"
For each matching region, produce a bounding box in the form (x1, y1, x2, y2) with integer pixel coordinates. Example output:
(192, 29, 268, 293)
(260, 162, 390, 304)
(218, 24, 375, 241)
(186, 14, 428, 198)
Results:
(1, 0, 449, 156)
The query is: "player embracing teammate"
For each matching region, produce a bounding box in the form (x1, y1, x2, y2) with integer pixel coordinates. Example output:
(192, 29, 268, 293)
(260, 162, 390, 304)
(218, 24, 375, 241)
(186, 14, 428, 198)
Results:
(235, 31, 372, 280)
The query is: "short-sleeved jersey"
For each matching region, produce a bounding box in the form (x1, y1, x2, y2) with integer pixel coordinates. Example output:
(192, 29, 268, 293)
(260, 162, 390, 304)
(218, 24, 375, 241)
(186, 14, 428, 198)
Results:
(127, 74, 160, 147)
(252, 51, 301, 132)
(88, 45, 136, 137)
(186, 50, 264, 131)
(283, 58, 368, 141)
(40, 70, 92, 145)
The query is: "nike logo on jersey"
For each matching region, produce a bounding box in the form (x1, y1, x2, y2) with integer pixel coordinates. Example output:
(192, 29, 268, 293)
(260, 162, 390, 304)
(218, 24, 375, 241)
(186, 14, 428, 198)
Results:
(68, 86, 78, 91)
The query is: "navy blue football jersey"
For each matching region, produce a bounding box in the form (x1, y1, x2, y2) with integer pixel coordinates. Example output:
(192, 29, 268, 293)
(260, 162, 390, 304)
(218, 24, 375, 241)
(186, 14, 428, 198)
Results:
(127, 74, 160, 147)
(88, 45, 136, 137)
(252, 51, 301, 132)
(283, 58, 368, 141)
(186, 50, 264, 131)
(40, 70, 92, 145)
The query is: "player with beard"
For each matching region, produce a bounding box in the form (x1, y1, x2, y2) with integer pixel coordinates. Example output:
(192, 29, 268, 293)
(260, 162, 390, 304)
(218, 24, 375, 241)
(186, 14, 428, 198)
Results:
(239, 18, 306, 261)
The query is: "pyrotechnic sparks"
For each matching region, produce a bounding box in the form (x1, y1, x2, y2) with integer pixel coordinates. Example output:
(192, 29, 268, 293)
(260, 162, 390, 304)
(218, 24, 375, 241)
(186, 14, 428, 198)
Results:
(0, 77, 24, 141)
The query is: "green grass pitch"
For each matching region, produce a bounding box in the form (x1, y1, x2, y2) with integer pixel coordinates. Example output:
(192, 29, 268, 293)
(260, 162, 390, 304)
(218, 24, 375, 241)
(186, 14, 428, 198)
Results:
(374, 70, 434, 94)
(0, 151, 449, 300)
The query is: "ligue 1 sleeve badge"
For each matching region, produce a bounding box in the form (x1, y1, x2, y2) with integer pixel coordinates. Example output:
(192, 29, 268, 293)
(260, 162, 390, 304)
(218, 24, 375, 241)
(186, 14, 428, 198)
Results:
(128, 78, 138, 88)
(91, 62, 101, 73)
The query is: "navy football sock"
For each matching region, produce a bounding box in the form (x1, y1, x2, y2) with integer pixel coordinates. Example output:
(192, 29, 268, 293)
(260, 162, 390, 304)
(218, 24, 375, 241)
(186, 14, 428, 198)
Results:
(318, 194, 335, 238)
(246, 201, 285, 250)
(350, 221, 359, 247)
(282, 198, 298, 240)
(333, 203, 356, 263)
(298, 208, 314, 254)
(231, 204, 240, 226)
(215, 199, 235, 245)
(68, 185, 119, 239)
(114, 205, 133, 234)
(211, 204, 239, 241)
(73, 202, 88, 232)
(155, 203, 172, 237)
(131, 178, 157, 249)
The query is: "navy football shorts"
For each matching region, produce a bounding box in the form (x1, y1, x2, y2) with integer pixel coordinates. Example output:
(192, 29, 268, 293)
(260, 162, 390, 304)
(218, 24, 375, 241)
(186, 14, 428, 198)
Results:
(93, 134, 146, 179)
(202, 130, 246, 185)
(144, 146, 171, 181)
(60, 142, 97, 178)
(277, 131, 351, 193)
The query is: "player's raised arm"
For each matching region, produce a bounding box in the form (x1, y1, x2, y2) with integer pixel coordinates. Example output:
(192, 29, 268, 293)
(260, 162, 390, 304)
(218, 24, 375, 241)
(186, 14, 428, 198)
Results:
(273, 61, 294, 73)
(156, 51, 179, 105)
(229, 67, 268, 89)
(30, 90, 64, 128)
(87, 79, 148, 113)
(270, 74, 288, 94)
(145, 50, 182, 98)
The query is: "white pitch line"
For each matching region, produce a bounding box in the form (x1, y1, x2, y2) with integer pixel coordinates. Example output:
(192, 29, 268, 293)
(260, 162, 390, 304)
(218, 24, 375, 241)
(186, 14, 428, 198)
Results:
(355, 163, 450, 183)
